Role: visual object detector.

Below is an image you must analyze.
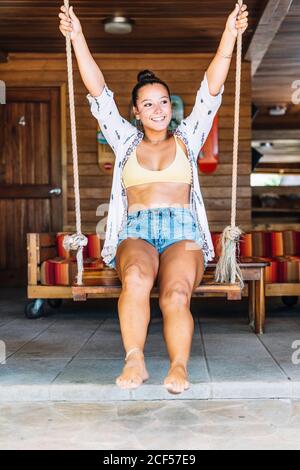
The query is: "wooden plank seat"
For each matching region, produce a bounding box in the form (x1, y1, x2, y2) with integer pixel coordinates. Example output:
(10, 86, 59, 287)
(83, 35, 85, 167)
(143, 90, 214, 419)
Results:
(71, 279, 243, 301)
(71, 261, 243, 301)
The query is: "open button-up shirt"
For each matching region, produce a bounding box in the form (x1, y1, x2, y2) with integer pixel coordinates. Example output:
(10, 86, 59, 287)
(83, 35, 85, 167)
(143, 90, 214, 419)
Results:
(86, 72, 224, 269)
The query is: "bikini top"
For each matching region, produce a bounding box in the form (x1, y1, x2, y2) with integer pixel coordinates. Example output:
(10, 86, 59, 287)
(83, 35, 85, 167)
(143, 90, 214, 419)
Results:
(122, 135, 192, 189)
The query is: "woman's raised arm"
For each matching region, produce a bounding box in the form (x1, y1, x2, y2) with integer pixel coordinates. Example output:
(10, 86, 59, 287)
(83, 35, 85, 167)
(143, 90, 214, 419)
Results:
(206, 2, 249, 96)
(58, 4, 105, 97)
(58, 4, 137, 154)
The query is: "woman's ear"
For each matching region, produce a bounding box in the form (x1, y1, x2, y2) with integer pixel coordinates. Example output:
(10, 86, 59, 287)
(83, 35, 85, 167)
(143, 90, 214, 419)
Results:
(133, 106, 140, 120)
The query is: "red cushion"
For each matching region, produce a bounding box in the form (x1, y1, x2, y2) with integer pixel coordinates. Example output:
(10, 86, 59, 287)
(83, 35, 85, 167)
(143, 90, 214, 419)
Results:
(277, 256, 300, 283)
(40, 257, 105, 286)
(56, 232, 101, 260)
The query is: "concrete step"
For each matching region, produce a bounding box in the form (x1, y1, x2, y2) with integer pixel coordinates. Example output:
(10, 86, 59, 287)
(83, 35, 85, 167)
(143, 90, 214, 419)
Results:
(0, 380, 300, 402)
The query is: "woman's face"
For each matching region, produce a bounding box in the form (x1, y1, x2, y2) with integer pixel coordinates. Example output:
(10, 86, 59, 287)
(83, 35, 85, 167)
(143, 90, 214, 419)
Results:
(133, 83, 172, 132)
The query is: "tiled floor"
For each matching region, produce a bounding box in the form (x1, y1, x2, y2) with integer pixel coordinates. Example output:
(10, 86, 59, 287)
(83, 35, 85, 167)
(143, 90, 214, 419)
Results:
(1, 288, 300, 449)
(0, 399, 300, 450)
(0, 288, 300, 401)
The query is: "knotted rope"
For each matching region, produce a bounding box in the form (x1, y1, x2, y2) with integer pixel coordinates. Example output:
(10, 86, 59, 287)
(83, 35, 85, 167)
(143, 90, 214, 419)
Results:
(62, 0, 87, 285)
(215, 0, 244, 289)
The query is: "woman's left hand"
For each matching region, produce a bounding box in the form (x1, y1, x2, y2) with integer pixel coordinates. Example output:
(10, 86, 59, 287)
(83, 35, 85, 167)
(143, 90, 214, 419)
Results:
(226, 2, 249, 37)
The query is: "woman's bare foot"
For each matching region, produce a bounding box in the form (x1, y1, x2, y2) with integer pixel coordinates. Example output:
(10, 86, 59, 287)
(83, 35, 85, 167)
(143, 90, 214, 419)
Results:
(116, 349, 149, 390)
(164, 363, 190, 394)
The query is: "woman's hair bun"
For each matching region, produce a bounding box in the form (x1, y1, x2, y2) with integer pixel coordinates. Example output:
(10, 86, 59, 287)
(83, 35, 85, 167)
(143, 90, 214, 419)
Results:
(137, 69, 156, 83)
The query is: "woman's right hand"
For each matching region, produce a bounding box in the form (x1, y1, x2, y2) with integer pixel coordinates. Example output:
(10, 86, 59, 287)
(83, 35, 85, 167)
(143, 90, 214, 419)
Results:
(58, 4, 82, 41)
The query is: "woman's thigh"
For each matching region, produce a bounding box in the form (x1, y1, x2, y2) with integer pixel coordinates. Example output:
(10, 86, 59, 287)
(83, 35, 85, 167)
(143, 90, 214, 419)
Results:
(115, 238, 160, 287)
(157, 240, 205, 299)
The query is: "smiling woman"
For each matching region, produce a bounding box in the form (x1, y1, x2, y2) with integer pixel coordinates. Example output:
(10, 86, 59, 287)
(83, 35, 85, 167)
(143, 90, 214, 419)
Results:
(59, 1, 248, 395)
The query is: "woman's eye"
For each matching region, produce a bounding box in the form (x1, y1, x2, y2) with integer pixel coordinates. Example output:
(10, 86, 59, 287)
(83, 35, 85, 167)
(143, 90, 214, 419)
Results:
(145, 100, 168, 107)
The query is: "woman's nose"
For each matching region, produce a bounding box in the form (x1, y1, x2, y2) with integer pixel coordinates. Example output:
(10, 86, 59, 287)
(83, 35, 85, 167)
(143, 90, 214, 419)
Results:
(153, 104, 163, 113)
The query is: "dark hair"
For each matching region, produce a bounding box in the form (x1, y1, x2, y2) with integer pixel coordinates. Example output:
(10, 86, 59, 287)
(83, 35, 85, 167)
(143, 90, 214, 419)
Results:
(132, 69, 171, 108)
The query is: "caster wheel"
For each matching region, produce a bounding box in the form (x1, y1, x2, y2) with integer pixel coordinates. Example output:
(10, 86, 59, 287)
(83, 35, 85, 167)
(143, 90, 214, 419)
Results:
(47, 299, 63, 309)
(281, 296, 298, 308)
(25, 299, 46, 319)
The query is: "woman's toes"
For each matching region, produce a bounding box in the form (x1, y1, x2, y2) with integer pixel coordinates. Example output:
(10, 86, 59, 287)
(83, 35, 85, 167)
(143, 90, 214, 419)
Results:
(116, 360, 148, 390)
(115, 377, 123, 388)
(164, 379, 180, 394)
(124, 377, 141, 389)
(165, 383, 182, 394)
(164, 364, 190, 394)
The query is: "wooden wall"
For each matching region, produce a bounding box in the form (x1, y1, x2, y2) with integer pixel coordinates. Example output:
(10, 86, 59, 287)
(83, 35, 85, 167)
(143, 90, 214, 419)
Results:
(0, 53, 252, 233)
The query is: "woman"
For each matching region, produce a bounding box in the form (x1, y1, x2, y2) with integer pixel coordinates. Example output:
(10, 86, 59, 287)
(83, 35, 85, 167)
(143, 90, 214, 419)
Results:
(59, 3, 248, 395)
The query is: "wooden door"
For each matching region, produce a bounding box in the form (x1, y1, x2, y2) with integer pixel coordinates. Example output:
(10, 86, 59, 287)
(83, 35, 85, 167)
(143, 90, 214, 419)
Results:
(0, 88, 62, 286)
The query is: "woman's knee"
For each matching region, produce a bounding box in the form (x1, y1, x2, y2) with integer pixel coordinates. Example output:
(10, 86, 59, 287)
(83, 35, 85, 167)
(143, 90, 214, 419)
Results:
(122, 263, 156, 291)
(116, 239, 159, 281)
(159, 281, 191, 309)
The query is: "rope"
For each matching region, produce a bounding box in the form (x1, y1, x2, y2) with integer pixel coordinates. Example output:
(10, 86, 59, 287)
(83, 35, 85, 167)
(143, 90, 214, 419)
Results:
(215, 0, 244, 289)
(231, 0, 243, 229)
(62, 0, 87, 286)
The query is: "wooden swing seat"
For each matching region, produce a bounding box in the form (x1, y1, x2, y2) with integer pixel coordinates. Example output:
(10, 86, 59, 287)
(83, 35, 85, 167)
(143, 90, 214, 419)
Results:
(27, 234, 269, 334)
(71, 279, 243, 302)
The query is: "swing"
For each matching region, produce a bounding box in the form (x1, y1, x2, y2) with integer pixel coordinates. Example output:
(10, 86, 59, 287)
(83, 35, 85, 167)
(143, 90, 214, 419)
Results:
(63, 0, 245, 301)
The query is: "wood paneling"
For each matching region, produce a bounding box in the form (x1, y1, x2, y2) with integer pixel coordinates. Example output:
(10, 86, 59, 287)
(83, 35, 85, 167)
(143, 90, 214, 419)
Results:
(0, 0, 266, 54)
(0, 52, 252, 235)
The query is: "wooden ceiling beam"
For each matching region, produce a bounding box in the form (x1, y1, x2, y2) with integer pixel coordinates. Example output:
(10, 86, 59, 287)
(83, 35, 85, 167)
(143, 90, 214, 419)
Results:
(245, 0, 293, 77)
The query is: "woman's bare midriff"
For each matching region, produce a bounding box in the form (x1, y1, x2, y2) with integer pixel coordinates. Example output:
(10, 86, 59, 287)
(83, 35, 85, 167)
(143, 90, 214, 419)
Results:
(125, 136, 192, 215)
(127, 182, 191, 215)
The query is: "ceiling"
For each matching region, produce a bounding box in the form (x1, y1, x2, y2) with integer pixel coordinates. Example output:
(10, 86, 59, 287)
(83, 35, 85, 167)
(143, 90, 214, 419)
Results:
(250, 0, 300, 172)
(252, 0, 300, 105)
(0, 0, 266, 54)
(252, 0, 300, 130)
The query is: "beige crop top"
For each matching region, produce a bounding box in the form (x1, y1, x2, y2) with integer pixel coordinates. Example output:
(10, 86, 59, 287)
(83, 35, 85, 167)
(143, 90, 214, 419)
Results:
(122, 135, 192, 189)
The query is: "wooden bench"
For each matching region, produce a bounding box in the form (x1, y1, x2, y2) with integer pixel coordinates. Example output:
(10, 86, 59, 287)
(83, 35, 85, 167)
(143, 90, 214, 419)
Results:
(26, 232, 269, 333)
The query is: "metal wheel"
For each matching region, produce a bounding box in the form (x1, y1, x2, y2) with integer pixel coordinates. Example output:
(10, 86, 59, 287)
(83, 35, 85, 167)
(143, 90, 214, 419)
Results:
(24, 299, 46, 319)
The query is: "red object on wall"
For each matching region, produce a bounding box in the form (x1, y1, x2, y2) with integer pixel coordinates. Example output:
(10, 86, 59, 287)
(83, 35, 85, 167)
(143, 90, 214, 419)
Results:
(197, 114, 219, 174)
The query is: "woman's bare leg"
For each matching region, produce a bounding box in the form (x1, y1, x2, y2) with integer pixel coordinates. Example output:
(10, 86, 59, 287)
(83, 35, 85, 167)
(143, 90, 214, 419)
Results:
(115, 238, 159, 389)
(158, 241, 205, 394)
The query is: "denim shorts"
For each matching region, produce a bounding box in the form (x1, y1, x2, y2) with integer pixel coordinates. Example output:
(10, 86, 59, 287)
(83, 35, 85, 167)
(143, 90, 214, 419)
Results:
(111, 206, 206, 268)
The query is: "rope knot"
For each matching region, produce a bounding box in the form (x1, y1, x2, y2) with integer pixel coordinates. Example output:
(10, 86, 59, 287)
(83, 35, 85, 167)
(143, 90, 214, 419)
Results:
(63, 233, 88, 252)
(215, 225, 244, 289)
(224, 226, 243, 242)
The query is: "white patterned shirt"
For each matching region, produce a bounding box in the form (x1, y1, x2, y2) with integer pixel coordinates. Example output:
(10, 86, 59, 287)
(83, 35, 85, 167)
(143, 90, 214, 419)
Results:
(86, 72, 224, 268)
